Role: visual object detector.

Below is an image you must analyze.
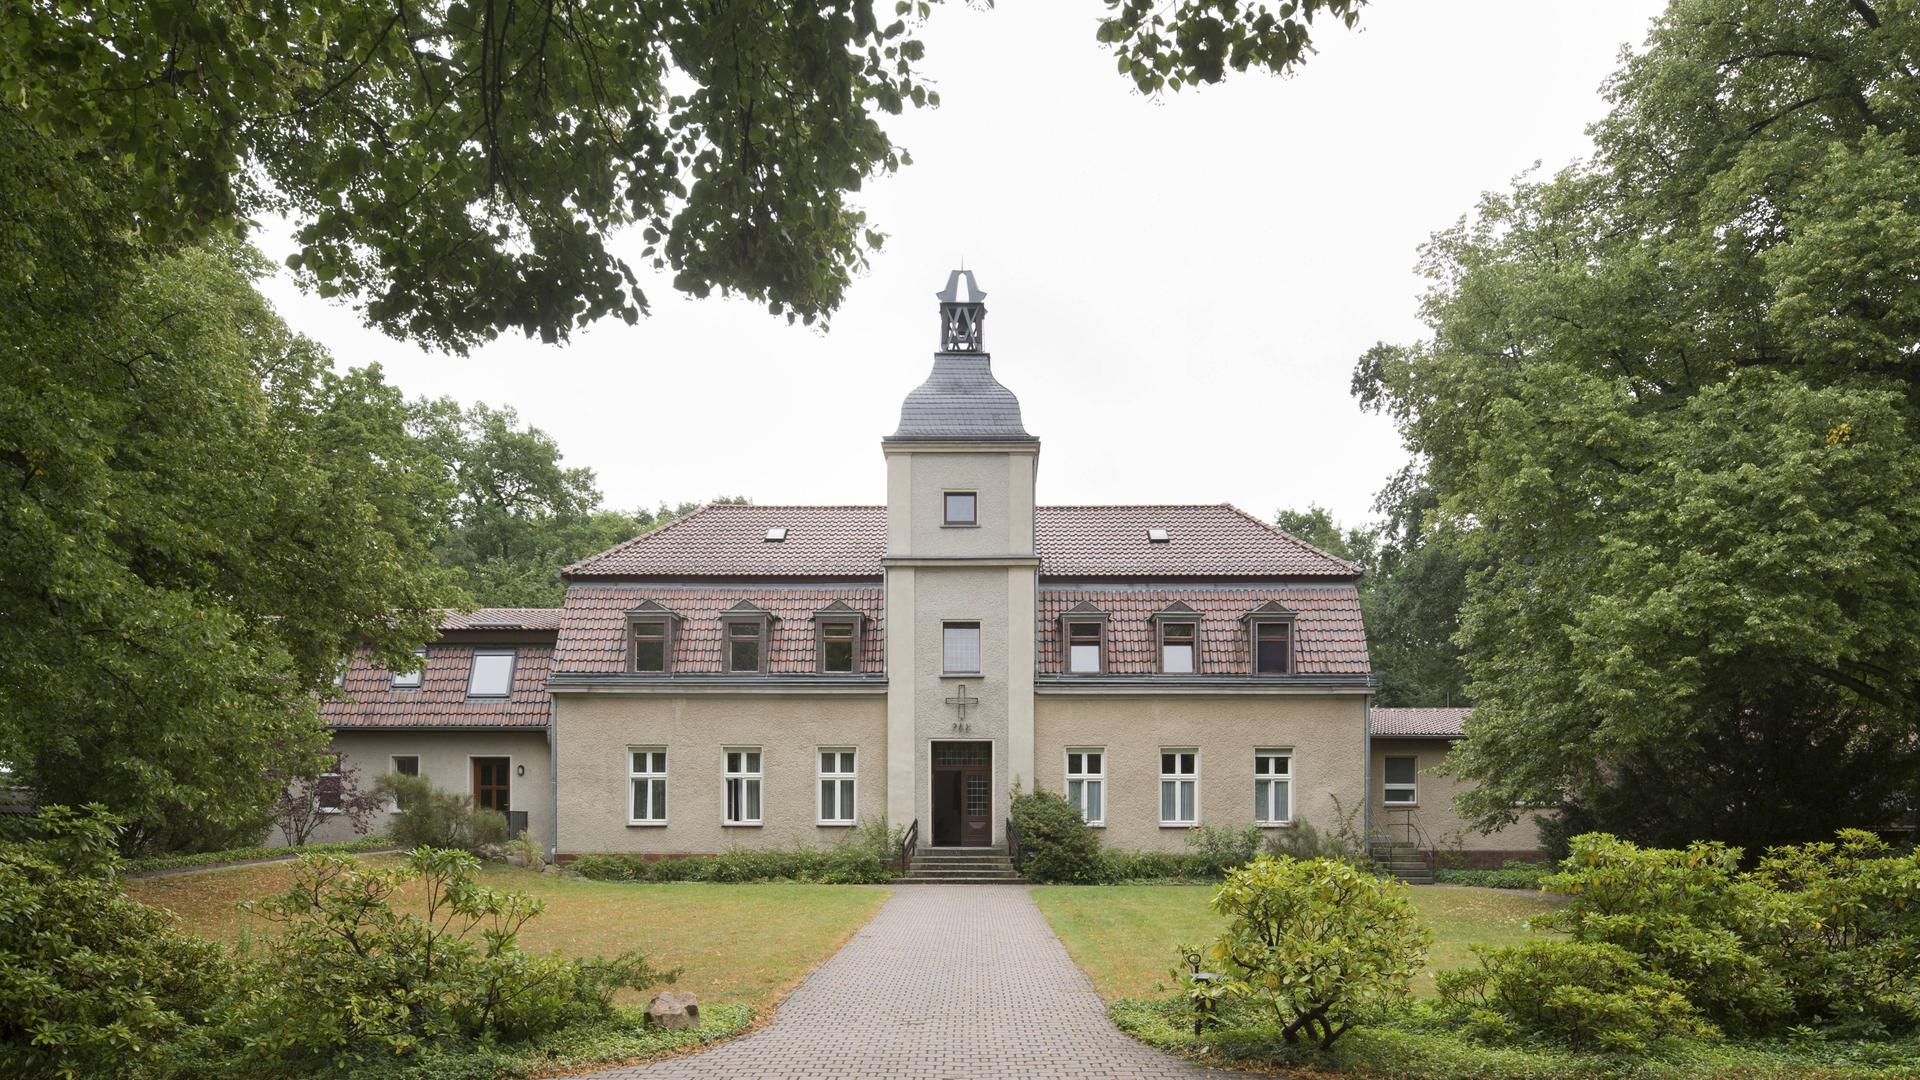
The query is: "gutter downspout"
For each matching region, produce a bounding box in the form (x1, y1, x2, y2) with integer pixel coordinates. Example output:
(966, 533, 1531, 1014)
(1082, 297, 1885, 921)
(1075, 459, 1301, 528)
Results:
(548, 696, 560, 863)
(1362, 694, 1373, 849)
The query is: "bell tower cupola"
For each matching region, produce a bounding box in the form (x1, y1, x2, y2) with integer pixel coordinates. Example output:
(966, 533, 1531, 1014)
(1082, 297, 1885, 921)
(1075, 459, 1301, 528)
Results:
(938, 269, 987, 352)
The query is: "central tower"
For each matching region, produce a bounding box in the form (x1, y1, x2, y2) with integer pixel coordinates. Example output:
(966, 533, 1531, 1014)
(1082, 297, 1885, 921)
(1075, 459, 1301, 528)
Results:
(882, 271, 1040, 845)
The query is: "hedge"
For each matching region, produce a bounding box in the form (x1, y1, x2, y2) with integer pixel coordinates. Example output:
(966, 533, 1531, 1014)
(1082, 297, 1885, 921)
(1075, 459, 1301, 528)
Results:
(1433, 860, 1555, 890)
(124, 836, 394, 876)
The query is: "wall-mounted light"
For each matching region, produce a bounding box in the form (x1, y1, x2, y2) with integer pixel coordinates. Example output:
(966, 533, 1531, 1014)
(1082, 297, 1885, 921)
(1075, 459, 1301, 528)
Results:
(515, 764, 525, 777)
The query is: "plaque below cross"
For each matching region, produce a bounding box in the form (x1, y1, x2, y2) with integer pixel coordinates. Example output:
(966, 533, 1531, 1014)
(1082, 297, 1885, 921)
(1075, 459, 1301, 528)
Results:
(944, 683, 979, 721)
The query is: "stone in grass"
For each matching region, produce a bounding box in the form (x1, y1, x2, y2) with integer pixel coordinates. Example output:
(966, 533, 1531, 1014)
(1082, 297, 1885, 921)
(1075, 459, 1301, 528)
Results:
(645, 990, 701, 1030)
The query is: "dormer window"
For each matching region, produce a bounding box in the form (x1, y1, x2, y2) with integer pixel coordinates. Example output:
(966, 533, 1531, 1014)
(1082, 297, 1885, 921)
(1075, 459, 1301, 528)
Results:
(1242, 601, 1298, 676)
(1150, 603, 1202, 674)
(1058, 602, 1109, 675)
(722, 602, 774, 674)
(728, 620, 764, 672)
(1159, 622, 1197, 673)
(1067, 622, 1105, 674)
(1253, 621, 1292, 675)
(626, 601, 679, 674)
(944, 491, 977, 526)
(466, 650, 516, 698)
(821, 622, 857, 672)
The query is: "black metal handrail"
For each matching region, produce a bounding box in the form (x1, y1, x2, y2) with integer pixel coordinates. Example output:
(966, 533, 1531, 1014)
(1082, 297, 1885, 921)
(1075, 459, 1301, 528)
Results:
(1006, 814, 1021, 870)
(898, 818, 919, 875)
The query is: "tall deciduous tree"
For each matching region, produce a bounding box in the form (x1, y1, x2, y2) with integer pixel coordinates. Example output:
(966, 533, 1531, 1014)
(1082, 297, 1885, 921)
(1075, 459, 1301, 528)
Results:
(1358, 0, 1920, 850)
(0, 1, 1364, 352)
(0, 120, 458, 851)
(418, 399, 744, 606)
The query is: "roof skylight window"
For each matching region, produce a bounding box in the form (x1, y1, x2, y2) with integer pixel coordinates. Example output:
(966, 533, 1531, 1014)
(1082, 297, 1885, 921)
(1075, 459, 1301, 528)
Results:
(764, 527, 787, 542)
(1147, 528, 1170, 543)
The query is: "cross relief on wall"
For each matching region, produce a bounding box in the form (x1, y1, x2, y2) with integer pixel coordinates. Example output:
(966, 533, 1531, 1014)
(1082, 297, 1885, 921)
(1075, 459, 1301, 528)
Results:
(944, 683, 979, 733)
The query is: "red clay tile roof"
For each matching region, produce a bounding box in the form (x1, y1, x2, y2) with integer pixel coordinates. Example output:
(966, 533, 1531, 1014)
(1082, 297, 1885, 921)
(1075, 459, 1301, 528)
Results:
(1038, 587, 1370, 675)
(555, 585, 886, 674)
(1037, 506, 1359, 578)
(563, 503, 1358, 580)
(440, 608, 563, 631)
(1371, 707, 1472, 738)
(323, 645, 553, 729)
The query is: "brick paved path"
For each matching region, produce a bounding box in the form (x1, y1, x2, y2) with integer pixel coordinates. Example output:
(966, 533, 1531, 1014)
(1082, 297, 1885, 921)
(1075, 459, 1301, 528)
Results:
(587, 884, 1229, 1079)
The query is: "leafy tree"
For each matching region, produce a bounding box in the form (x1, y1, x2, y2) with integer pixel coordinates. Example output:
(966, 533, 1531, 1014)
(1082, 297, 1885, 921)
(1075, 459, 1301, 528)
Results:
(1357, 0, 1920, 845)
(1276, 499, 1468, 707)
(1, 1, 1365, 351)
(0, 119, 459, 851)
(416, 398, 746, 606)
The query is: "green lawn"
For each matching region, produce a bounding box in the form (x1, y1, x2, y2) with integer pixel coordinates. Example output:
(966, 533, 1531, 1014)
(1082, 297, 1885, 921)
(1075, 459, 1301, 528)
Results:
(127, 858, 891, 1012)
(1032, 882, 1561, 998)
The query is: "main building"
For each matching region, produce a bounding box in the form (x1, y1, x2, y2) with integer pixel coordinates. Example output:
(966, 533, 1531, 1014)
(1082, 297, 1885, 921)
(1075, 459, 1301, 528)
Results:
(320, 274, 1536, 866)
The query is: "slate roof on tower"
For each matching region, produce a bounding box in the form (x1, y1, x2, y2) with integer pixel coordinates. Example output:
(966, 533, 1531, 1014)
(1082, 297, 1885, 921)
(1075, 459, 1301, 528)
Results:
(562, 503, 1361, 580)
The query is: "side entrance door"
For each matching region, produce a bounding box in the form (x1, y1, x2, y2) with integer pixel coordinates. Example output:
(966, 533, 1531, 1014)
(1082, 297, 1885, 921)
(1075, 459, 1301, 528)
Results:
(931, 741, 993, 847)
(472, 757, 512, 813)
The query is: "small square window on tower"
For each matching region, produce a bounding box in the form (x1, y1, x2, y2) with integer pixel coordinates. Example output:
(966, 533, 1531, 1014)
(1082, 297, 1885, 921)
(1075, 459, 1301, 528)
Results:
(944, 491, 977, 526)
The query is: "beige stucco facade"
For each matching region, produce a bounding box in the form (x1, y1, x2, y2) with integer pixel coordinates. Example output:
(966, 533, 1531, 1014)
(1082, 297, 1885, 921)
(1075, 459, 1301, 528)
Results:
(552, 689, 887, 855)
(1371, 736, 1541, 861)
(883, 440, 1040, 844)
(1035, 691, 1369, 852)
(301, 729, 554, 849)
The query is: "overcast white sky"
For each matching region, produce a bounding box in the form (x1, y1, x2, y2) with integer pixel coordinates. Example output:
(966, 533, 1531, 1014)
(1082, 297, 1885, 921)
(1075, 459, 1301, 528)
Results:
(256, 0, 1667, 526)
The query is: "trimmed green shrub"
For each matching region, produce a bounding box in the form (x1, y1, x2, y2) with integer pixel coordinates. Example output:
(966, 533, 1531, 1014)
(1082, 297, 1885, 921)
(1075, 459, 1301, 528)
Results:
(1435, 859, 1554, 890)
(226, 847, 674, 1071)
(1099, 848, 1210, 881)
(1009, 789, 1104, 883)
(1, 806, 232, 1080)
(570, 819, 899, 885)
(1188, 823, 1265, 876)
(1204, 854, 1430, 1049)
(1438, 940, 1719, 1052)
(375, 773, 509, 853)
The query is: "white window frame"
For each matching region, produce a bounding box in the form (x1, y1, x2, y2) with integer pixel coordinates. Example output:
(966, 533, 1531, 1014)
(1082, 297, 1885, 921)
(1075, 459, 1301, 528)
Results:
(1384, 755, 1419, 806)
(723, 747, 764, 826)
(628, 747, 668, 826)
(942, 622, 982, 675)
(465, 648, 517, 698)
(391, 648, 427, 688)
(1255, 749, 1293, 826)
(387, 754, 420, 813)
(1159, 748, 1199, 826)
(1065, 748, 1106, 826)
(817, 748, 857, 826)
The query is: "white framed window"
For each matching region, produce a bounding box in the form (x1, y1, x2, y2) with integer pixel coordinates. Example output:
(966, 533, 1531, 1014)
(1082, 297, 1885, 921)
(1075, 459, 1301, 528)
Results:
(629, 748, 668, 825)
(1255, 749, 1292, 825)
(391, 648, 427, 688)
(943, 622, 982, 674)
(1067, 622, 1104, 674)
(1384, 755, 1419, 805)
(1065, 749, 1105, 825)
(466, 649, 515, 697)
(724, 748, 763, 825)
(1159, 749, 1198, 825)
(387, 754, 421, 813)
(818, 748, 857, 825)
(1158, 622, 1197, 674)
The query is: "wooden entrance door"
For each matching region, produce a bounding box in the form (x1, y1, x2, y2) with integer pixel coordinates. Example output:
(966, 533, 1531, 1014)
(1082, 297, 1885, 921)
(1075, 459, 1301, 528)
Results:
(472, 757, 511, 813)
(931, 741, 992, 847)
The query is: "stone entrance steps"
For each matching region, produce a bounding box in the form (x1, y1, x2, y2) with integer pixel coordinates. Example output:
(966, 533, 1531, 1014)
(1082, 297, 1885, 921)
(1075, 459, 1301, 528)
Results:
(897, 844, 1024, 884)
(1369, 841, 1434, 885)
